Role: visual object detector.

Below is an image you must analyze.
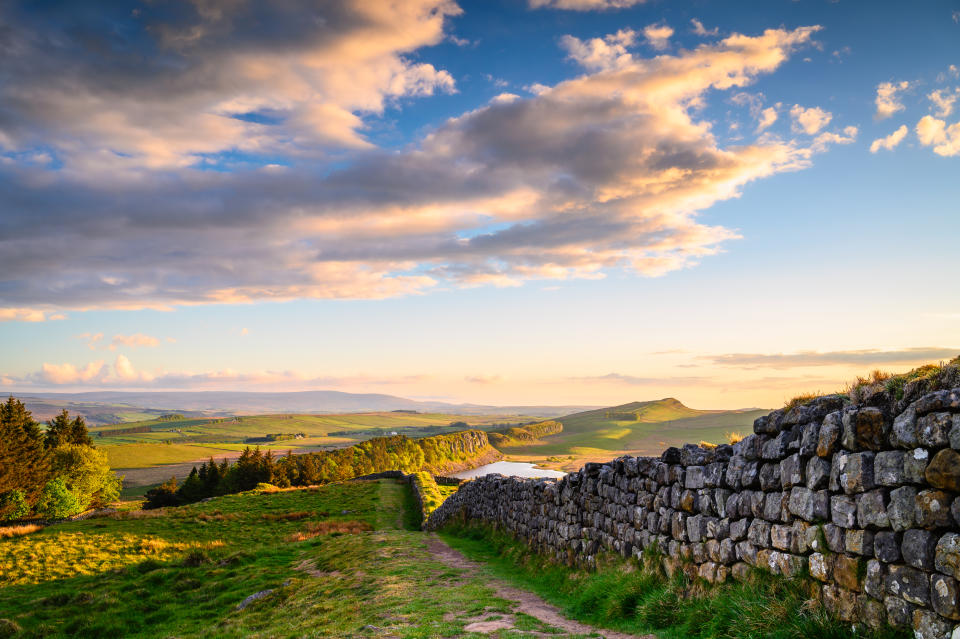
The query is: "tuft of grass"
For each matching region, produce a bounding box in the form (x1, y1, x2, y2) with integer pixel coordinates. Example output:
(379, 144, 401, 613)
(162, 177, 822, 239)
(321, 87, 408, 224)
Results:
(0, 524, 43, 539)
(724, 431, 745, 445)
(784, 392, 824, 411)
(286, 520, 371, 542)
(697, 440, 718, 449)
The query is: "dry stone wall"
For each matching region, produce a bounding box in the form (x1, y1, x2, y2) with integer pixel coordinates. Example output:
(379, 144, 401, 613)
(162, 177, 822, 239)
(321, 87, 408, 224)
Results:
(427, 387, 960, 639)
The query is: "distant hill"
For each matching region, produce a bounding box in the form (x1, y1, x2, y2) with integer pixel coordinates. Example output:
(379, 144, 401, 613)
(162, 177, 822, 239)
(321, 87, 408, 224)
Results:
(11, 390, 601, 425)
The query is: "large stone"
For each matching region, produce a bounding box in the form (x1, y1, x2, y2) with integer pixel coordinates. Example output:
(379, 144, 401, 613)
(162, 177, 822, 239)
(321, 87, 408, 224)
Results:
(758, 463, 781, 491)
(789, 487, 829, 522)
(832, 494, 858, 528)
(951, 414, 960, 450)
(729, 518, 750, 541)
(817, 411, 842, 457)
(906, 448, 931, 484)
(931, 574, 960, 620)
(779, 453, 804, 489)
(861, 597, 888, 629)
(747, 519, 771, 547)
(857, 489, 890, 529)
(903, 529, 939, 571)
(761, 430, 791, 460)
(824, 524, 846, 553)
(892, 406, 919, 449)
(875, 450, 906, 486)
(915, 389, 960, 415)
(763, 492, 786, 523)
(740, 461, 760, 488)
(889, 486, 918, 532)
(806, 456, 831, 490)
(936, 533, 960, 580)
(864, 559, 886, 599)
(846, 529, 875, 556)
(918, 412, 954, 448)
(926, 449, 960, 492)
(884, 595, 916, 629)
(875, 531, 903, 563)
(834, 554, 863, 591)
(771, 525, 794, 551)
(912, 609, 953, 639)
(839, 452, 875, 494)
(842, 406, 888, 451)
(799, 421, 821, 457)
(886, 564, 930, 606)
(809, 552, 831, 581)
(917, 490, 954, 529)
(685, 466, 706, 489)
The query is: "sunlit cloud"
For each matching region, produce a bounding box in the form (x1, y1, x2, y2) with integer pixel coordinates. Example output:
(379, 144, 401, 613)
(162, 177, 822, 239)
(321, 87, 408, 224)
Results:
(869, 125, 908, 153)
(690, 19, 719, 37)
(916, 114, 960, 156)
(642, 24, 674, 50)
(702, 347, 959, 369)
(529, 0, 645, 9)
(875, 80, 910, 120)
(928, 88, 959, 117)
(790, 104, 832, 135)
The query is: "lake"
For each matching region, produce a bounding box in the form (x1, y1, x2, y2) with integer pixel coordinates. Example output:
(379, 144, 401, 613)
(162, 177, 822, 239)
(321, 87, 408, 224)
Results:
(451, 461, 567, 480)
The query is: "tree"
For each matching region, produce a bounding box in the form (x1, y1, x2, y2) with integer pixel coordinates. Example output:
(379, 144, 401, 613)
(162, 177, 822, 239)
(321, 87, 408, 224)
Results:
(144, 477, 180, 509)
(45, 410, 93, 449)
(0, 396, 50, 518)
(176, 467, 207, 503)
(48, 444, 122, 510)
(36, 478, 83, 519)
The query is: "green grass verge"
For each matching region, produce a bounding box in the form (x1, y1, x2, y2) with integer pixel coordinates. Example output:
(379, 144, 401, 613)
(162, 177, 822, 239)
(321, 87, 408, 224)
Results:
(439, 524, 910, 639)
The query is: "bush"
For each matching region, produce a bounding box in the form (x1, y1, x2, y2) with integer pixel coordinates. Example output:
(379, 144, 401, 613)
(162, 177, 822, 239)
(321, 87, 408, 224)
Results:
(36, 478, 83, 519)
(0, 490, 29, 521)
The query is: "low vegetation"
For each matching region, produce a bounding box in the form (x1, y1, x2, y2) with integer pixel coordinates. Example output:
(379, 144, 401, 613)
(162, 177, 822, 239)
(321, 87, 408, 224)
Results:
(439, 523, 909, 639)
(410, 471, 445, 522)
(487, 420, 563, 448)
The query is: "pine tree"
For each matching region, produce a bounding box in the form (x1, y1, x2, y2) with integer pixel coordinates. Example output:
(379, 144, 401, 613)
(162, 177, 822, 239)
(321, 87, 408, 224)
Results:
(45, 410, 93, 448)
(0, 396, 51, 518)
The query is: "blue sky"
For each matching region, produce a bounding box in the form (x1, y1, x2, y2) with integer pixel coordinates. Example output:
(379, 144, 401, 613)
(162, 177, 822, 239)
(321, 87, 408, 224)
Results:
(1, 0, 958, 408)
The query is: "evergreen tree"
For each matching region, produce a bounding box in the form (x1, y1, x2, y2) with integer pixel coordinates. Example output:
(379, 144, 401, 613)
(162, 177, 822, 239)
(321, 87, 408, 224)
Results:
(144, 477, 180, 509)
(176, 467, 206, 503)
(45, 410, 93, 448)
(205, 457, 223, 494)
(0, 396, 51, 518)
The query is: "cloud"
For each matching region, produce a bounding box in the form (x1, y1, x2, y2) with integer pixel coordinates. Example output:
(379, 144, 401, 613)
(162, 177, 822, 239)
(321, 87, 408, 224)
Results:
(0, 308, 66, 323)
(77, 332, 163, 350)
(529, 0, 644, 9)
(40, 361, 105, 385)
(690, 19, 719, 37)
(928, 88, 959, 118)
(0, 0, 460, 170)
(643, 24, 674, 51)
(916, 115, 960, 156)
(790, 105, 832, 135)
(756, 106, 779, 132)
(574, 372, 707, 385)
(560, 29, 636, 71)
(869, 125, 908, 153)
(703, 347, 959, 369)
(0, 25, 850, 315)
(875, 80, 910, 120)
(465, 375, 502, 384)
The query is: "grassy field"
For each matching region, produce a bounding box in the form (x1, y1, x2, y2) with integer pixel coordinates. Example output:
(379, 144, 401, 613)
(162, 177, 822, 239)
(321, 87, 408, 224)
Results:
(498, 399, 767, 471)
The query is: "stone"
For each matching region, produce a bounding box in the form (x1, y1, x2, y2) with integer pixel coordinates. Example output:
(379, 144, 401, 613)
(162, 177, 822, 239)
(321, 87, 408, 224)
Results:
(889, 486, 918, 532)
(729, 518, 749, 541)
(914, 389, 960, 415)
(951, 415, 960, 450)
(740, 461, 760, 488)
(884, 595, 916, 629)
(758, 463, 781, 491)
(747, 519, 771, 548)
(861, 597, 887, 629)
(763, 492, 786, 523)
(936, 533, 960, 580)
(824, 524, 846, 553)
(799, 421, 821, 457)
(779, 454, 804, 489)
(839, 452, 875, 494)
(842, 407, 888, 451)
(918, 412, 953, 448)
(903, 529, 939, 571)
(912, 609, 953, 639)
(806, 456, 831, 490)
(761, 430, 791, 460)
(736, 541, 758, 566)
(917, 490, 954, 529)
(236, 589, 274, 611)
(875, 450, 906, 486)
(857, 489, 890, 529)
(834, 554, 862, 591)
(686, 515, 705, 542)
(809, 552, 831, 581)
(817, 411, 842, 457)
(931, 574, 960, 620)
(685, 466, 706, 490)
(754, 414, 778, 435)
(875, 531, 903, 563)
(788, 487, 828, 522)
(771, 525, 794, 551)
(906, 448, 932, 484)
(892, 405, 919, 449)
(846, 529, 874, 556)
(886, 564, 930, 606)
(832, 495, 858, 528)
(926, 449, 960, 492)
(865, 559, 886, 599)
(954, 498, 960, 527)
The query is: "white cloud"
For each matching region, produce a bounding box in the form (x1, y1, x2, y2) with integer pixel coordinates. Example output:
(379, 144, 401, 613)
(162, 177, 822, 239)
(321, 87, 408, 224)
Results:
(811, 126, 858, 153)
(916, 115, 960, 156)
(690, 19, 719, 37)
(0, 308, 67, 323)
(869, 125, 908, 153)
(76, 332, 163, 350)
(790, 105, 832, 135)
(114, 354, 154, 382)
(643, 24, 674, 51)
(529, 0, 645, 9)
(560, 29, 636, 71)
(757, 106, 779, 132)
(875, 80, 910, 120)
(40, 361, 105, 385)
(928, 88, 959, 117)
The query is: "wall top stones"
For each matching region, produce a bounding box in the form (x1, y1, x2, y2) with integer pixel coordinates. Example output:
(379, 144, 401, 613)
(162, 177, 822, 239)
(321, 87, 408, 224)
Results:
(427, 386, 960, 639)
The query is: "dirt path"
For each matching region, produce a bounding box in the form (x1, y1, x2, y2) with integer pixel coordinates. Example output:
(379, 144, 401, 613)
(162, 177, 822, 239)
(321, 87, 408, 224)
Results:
(425, 535, 653, 639)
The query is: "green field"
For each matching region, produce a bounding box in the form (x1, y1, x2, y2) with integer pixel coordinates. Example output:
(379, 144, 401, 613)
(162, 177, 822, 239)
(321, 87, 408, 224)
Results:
(498, 399, 767, 471)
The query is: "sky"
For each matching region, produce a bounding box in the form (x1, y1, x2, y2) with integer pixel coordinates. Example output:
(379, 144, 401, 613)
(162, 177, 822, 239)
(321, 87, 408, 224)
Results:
(1, 0, 959, 409)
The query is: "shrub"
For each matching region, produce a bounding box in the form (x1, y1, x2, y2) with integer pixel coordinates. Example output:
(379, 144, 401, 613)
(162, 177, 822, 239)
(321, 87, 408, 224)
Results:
(0, 490, 29, 521)
(36, 478, 83, 519)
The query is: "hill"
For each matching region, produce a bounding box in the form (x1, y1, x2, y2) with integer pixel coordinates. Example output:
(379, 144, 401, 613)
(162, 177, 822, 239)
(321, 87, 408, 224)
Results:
(496, 398, 769, 471)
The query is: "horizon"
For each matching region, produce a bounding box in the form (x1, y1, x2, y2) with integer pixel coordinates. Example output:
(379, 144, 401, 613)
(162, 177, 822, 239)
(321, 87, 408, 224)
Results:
(1, 0, 959, 410)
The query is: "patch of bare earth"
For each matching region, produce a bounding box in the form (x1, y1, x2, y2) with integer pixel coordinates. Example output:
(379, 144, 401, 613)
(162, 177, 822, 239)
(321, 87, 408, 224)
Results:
(425, 535, 653, 638)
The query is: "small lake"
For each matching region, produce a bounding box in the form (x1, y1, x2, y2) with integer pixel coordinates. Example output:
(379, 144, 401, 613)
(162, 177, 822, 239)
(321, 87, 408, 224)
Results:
(452, 461, 567, 480)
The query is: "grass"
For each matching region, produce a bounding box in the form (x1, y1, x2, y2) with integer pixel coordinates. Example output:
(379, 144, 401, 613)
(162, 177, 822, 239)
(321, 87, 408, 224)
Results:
(439, 524, 909, 639)
(0, 524, 44, 539)
(0, 479, 567, 638)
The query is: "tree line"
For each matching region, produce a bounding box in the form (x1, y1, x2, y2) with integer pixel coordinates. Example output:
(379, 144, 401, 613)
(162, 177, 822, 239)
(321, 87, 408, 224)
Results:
(145, 430, 493, 509)
(0, 396, 122, 521)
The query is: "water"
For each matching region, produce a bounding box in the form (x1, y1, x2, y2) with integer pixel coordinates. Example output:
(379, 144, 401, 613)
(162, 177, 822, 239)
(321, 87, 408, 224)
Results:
(451, 461, 566, 480)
